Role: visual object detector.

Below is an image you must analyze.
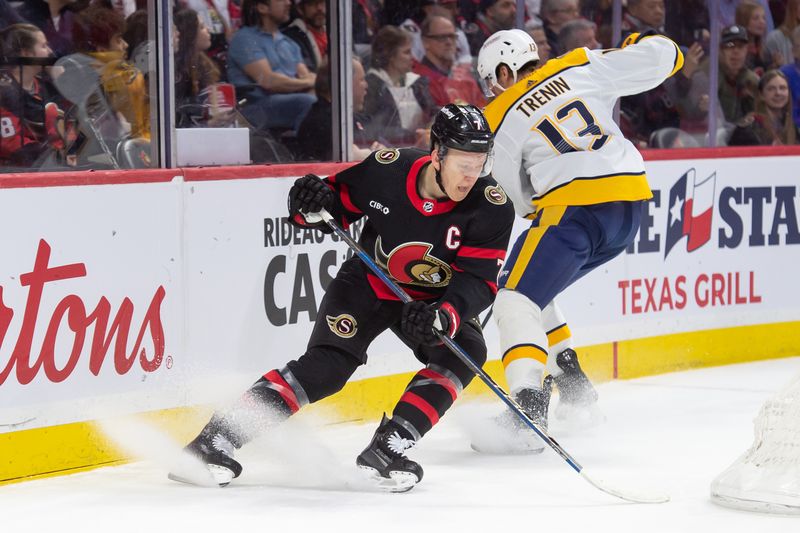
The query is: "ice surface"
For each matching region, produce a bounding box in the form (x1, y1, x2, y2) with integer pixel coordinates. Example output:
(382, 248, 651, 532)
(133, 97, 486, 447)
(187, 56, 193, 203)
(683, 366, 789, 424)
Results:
(3, 357, 799, 532)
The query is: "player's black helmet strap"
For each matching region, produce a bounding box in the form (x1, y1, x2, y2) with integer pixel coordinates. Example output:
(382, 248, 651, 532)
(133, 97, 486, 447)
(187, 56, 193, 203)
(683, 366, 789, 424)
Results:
(434, 151, 448, 198)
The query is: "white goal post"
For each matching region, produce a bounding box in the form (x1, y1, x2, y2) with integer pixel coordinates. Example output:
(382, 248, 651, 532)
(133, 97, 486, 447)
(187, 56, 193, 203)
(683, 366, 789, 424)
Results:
(710, 371, 800, 514)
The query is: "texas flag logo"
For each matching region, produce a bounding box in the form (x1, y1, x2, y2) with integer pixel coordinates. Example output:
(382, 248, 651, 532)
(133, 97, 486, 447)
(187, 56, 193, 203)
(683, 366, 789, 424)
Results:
(665, 168, 716, 258)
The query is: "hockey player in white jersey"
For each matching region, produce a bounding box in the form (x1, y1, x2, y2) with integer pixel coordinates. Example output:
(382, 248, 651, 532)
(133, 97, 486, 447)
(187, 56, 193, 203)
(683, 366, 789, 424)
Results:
(474, 29, 683, 452)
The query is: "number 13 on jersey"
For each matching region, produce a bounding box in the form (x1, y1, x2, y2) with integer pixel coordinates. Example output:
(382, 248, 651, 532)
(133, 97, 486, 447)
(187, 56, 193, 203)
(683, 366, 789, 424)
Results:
(533, 99, 609, 154)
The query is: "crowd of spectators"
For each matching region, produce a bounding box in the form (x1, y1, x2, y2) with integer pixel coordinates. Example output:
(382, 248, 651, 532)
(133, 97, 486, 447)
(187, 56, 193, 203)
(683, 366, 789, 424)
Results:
(1, 0, 799, 173)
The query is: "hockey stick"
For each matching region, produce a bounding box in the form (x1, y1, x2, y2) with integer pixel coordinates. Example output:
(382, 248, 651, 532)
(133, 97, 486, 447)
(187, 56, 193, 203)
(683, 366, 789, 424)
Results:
(317, 208, 669, 504)
(480, 308, 493, 329)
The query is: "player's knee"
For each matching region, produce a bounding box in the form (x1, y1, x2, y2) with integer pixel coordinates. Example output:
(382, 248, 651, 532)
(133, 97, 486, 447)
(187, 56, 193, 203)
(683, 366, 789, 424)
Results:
(465, 334, 488, 367)
(494, 289, 543, 332)
(286, 348, 360, 403)
(435, 324, 487, 386)
(494, 289, 543, 323)
(494, 289, 547, 350)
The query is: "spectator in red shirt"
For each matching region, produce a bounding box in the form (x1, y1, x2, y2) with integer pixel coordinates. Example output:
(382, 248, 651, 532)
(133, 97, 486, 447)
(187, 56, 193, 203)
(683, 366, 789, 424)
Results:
(413, 14, 485, 107)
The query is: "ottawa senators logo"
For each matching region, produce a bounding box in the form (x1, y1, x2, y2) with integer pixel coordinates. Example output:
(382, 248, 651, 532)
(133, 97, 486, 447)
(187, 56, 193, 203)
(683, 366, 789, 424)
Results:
(375, 148, 400, 164)
(326, 314, 358, 338)
(484, 185, 507, 205)
(374, 237, 452, 288)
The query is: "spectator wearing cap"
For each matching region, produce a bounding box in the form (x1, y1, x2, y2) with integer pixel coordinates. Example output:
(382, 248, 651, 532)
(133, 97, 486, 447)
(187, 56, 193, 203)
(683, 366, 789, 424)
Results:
(763, 0, 800, 68)
(681, 25, 759, 144)
(465, 0, 517, 56)
(227, 0, 316, 133)
(718, 25, 760, 124)
(539, 0, 579, 57)
(412, 14, 486, 107)
(283, 0, 327, 72)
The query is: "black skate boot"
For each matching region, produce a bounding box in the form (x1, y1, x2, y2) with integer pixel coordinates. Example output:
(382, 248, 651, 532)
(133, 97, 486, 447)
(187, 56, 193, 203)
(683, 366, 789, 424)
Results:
(168, 416, 243, 487)
(553, 349, 598, 405)
(356, 415, 423, 493)
(516, 374, 553, 432)
(552, 348, 603, 423)
(471, 376, 553, 454)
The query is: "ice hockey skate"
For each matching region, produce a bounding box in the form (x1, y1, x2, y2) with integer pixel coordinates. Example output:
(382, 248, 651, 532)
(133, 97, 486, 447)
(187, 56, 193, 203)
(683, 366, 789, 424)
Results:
(168, 421, 243, 487)
(471, 376, 553, 454)
(552, 349, 605, 426)
(356, 415, 424, 493)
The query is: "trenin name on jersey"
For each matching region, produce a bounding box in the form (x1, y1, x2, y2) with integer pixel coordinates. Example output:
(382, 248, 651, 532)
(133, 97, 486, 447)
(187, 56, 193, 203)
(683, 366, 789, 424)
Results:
(515, 76, 571, 117)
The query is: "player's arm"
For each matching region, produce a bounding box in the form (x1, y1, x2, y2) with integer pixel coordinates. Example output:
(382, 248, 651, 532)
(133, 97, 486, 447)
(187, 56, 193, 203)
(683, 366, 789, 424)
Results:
(593, 33, 685, 98)
(489, 136, 534, 218)
(437, 193, 516, 335)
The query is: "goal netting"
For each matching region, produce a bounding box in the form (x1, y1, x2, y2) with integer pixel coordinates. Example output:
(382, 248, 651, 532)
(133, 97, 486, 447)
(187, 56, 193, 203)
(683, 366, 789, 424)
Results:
(710, 371, 800, 514)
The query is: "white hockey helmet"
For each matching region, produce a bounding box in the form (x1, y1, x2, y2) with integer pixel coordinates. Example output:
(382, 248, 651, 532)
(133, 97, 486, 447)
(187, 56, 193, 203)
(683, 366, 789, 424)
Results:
(477, 29, 540, 96)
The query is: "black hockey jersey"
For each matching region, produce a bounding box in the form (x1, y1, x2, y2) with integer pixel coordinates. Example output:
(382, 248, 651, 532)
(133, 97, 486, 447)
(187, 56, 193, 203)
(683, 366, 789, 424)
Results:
(292, 147, 515, 324)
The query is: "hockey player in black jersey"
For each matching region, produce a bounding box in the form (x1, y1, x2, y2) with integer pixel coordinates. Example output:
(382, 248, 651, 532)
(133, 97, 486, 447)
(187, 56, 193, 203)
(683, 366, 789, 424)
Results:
(169, 104, 515, 492)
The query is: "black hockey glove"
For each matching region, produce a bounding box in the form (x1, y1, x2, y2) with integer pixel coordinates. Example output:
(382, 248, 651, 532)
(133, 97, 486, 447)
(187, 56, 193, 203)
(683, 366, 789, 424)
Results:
(401, 301, 460, 346)
(288, 173, 335, 219)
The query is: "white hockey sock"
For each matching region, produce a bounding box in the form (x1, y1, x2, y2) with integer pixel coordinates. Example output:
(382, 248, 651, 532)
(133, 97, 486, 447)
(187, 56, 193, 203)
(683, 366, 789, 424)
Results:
(542, 300, 572, 378)
(494, 289, 548, 395)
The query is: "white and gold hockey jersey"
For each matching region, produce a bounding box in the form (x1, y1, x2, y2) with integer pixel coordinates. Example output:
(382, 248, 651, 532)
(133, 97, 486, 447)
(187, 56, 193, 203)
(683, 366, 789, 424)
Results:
(483, 35, 684, 218)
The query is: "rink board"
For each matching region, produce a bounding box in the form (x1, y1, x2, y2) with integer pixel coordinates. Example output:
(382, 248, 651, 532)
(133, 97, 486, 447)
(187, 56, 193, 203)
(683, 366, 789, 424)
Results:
(1, 148, 800, 483)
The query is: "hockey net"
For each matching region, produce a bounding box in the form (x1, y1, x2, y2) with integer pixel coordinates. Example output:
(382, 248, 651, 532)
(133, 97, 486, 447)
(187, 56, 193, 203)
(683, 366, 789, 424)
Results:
(710, 371, 800, 514)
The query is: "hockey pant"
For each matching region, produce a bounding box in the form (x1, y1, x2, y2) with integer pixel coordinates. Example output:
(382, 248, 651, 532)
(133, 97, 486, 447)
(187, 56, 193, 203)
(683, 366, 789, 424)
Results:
(495, 201, 644, 394)
(230, 258, 487, 446)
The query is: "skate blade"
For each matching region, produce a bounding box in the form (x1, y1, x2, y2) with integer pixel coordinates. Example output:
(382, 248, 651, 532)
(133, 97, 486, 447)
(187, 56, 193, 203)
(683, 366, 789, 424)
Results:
(470, 440, 545, 455)
(167, 464, 235, 487)
(356, 465, 419, 493)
